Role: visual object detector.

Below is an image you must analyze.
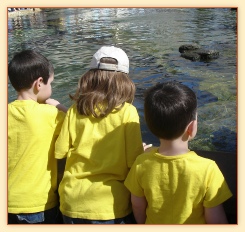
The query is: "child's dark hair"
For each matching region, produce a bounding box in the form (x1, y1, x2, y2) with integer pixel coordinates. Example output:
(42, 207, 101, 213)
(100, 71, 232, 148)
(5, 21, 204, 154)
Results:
(144, 81, 197, 140)
(70, 57, 135, 118)
(8, 50, 54, 92)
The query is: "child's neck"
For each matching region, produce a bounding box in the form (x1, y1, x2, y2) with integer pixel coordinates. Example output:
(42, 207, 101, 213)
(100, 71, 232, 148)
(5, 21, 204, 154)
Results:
(17, 90, 37, 101)
(158, 138, 189, 156)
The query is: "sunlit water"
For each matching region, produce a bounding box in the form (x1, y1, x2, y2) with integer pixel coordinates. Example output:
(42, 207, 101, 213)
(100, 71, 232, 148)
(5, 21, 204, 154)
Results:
(8, 8, 237, 153)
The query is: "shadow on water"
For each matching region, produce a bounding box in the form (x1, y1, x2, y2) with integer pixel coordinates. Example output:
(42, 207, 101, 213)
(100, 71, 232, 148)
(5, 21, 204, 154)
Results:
(211, 127, 237, 153)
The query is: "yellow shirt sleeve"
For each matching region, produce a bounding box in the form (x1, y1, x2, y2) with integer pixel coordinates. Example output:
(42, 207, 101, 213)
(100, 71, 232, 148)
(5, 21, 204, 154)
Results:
(55, 106, 72, 159)
(124, 156, 145, 197)
(203, 162, 233, 208)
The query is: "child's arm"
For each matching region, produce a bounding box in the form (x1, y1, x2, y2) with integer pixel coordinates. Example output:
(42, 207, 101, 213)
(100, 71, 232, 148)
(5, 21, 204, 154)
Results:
(131, 194, 147, 224)
(204, 204, 228, 224)
(45, 98, 68, 113)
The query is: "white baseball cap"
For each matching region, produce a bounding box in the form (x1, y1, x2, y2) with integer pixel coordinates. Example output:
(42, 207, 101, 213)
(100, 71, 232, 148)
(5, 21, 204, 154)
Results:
(90, 46, 129, 74)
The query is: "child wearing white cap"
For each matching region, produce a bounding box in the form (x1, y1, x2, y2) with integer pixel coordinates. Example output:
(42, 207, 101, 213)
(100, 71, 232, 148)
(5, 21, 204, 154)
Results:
(55, 46, 144, 224)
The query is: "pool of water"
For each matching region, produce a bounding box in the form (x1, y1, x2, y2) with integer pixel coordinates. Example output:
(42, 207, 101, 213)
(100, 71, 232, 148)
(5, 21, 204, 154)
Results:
(8, 8, 237, 153)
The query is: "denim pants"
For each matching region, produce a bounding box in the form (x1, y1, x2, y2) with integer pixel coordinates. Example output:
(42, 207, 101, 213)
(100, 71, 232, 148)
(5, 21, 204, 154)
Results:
(8, 206, 63, 224)
(63, 212, 136, 224)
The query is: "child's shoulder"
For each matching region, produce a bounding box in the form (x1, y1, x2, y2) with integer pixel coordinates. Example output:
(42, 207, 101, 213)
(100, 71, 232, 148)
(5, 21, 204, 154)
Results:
(137, 149, 216, 164)
(136, 147, 158, 161)
(116, 102, 135, 112)
(9, 100, 62, 116)
(187, 151, 218, 170)
(191, 151, 216, 162)
(120, 102, 138, 116)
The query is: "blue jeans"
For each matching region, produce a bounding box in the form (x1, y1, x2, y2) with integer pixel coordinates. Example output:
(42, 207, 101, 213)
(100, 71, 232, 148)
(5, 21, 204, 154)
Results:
(63, 212, 136, 224)
(8, 206, 63, 224)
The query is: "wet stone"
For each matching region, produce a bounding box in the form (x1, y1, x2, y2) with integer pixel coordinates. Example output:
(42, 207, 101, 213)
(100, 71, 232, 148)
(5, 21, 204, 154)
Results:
(181, 52, 201, 61)
(179, 44, 219, 62)
(179, 44, 200, 53)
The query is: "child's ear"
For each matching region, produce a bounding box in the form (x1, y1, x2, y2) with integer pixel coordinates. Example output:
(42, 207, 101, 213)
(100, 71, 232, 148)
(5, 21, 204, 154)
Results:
(186, 120, 197, 138)
(33, 77, 43, 91)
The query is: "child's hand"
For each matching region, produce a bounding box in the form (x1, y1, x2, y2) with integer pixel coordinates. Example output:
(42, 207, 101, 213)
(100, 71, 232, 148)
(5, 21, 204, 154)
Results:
(143, 142, 153, 151)
(45, 98, 60, 106)
(46, 98, 68, 113)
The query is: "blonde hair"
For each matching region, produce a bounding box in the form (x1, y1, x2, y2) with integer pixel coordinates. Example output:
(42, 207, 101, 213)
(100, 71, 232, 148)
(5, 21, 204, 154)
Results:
(70, 58, 135, 118)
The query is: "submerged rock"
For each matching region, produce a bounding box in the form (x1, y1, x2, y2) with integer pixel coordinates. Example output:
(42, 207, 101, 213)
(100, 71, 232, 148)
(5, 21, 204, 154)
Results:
(179, 44, 219, 62)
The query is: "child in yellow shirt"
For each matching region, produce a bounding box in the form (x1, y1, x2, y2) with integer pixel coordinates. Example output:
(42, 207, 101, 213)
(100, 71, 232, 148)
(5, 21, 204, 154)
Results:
(55, 46, 144, 224)
(125, 81, 232, 224)
(8, 50, 67, 224)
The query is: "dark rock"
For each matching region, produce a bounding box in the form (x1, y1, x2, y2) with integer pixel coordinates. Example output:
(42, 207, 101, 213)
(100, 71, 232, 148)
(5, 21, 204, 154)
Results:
(179, 44, 200, 53)
(181, 52, 201, 61)
(179, 44, 219, 62)
(196, 49, 219, 60)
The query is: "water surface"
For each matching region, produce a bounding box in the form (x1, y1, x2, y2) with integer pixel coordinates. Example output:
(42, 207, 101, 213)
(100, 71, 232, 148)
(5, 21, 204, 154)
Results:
(8, 8, 237, 152)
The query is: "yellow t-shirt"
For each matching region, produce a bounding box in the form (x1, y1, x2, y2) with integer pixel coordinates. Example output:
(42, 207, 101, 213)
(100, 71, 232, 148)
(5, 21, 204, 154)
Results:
(124, 148, 233, 224)
(55, 102, 143, 219)
(8, 100, 65, 213)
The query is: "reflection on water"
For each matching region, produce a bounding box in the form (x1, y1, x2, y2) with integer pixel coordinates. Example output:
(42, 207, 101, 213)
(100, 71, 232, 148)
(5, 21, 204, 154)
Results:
(8, 8, 237, 152)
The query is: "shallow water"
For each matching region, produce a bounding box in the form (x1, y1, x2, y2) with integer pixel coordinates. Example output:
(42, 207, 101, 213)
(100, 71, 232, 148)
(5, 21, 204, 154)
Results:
(8, 8, 237, 152)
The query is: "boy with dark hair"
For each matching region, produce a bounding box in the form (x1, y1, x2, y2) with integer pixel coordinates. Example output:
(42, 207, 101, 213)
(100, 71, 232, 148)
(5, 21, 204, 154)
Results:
(125, 81, 232, 224)
(8, 50, 67, 224)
